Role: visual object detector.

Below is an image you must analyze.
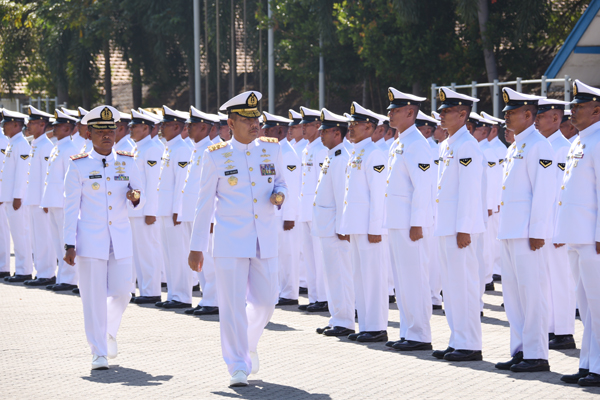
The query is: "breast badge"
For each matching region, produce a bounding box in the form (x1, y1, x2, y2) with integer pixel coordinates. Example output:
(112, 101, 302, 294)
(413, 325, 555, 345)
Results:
(92, 182, 100, 190)
(228, 176, 238, 186)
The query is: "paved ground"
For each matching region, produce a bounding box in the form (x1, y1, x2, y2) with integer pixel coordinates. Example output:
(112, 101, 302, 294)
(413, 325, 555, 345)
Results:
(1, 260, 599, 399)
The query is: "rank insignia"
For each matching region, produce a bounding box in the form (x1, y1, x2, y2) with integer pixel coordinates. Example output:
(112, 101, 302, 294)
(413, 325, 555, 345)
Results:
(209, 142, 227, 152)
(259, 136, 278, 143)
(222, 152, 233, 158)
(558, 163, 565, 171)
(225, 165, 235, 170)
(70, 153, 89, 161)
(287, 165, 297, 171)
(539, 159, 552, 168)
(178, 162, 188, 168)
(147, 160, 157, 167)
(434, 160, 439, 165)
(89, 171, 102, 179)
(373, 165, 385, 173)
(116, 150, 134, 157)
(44, 157, 49, 161)
(225, 159, 233, 164)
(260, 163, 276, 176)
(459, 158, 472, 166)
(268, 177, 273, 183)
(0, 149, 4, 154)
(319, 163, 323, 168)
(418, 164, 430, 171)
(488, 161, 496, 167)
(499, 159, 504, 164)
(20, 155, 29, 160)
(335, 149, 341, 157)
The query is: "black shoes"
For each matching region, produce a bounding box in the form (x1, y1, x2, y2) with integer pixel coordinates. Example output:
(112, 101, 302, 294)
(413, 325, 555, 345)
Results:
(385, 339, 405, 348)
(161, 300, 192, 309)
(432, 347, 455, 359)
(24, 277, 56, 286)
(192, 284, 200, 292)
(495, 351, 523, 370)
(72, 287, 80, 294)
(0, 271, 10, 279)
(307, 301, 328, 312)
(561, 369, 589, 384)
(432, 304, 443, 311)
(348, 331, 365, 341)
(389, 295, 396, 304)
(492, 274, 502, 282)
(356, 331, 388, 342)
(193, 306, 219, 315)
(578, 372, 600, 387)
(392, 340, 433, 351)
(316, 326, 331, 334)
(132, 296, 162, 304)
(299, 287, 308, 294)
(276, 298, 299, 306)
(5, 274, 33, 283)
(298, 303, 314, 311)
(47, 283, 77, 291)
(161, 282, 167, 288)
(510, 359, 550, 372)
(184, 305, 202, 315)
(444, 349, 483, 361)
(549, 334, 576, 350)
(485, 281, 495, 291)
(323, 326, 355, 337)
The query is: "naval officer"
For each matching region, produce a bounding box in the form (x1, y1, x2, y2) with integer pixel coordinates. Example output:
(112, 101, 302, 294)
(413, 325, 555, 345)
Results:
(63, 105, 145, 370)
(188, 91, 287, 387)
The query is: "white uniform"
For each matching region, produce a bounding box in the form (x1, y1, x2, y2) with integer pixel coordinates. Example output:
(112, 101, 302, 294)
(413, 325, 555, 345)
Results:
(385, 126, 434, 342)
(339, 138, 388, 333)
(555, 120, 600, 374)
(0, 132, 33, 276)
(435, 126, 486, 351)
(64, 149, 144, 356)
(298, 137, 328, 304)
(129, 135, 164, 297)
(179, 136, 217, 307)
(24, 134, 56, 278)
(114, 135, 136, 153)
(544, 130, 576, 337)
(488, 137, 508, 276)
(189, 136, 287, 375)
(157, 135, 193, 304)
(292, 137, 308, 289)
(71, 131, 87, 153)
(277, 139, 301, 301)
(313, 142, 353, 329)
(426, 136, 442, 307)
(499, 125, 556, 360)
(0, 134, 11, 274)
(568, 134, 578, 144)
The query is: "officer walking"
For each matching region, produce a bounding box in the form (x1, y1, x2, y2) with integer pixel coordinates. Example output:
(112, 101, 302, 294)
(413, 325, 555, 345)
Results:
(188, 91, 287, 387)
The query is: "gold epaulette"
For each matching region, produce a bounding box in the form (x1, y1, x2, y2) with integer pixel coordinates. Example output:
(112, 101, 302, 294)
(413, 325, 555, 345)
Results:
(116, 150, 134, 157)
(70, 153, 89, 161)
(259, 136, 278, 143)
(208, 142, 227, 152)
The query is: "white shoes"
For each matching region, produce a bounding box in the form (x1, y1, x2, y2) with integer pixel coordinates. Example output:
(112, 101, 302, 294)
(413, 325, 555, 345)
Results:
(91, 355, 109, 370)
(229, 370, 249, 387)
(107, 335, 118, 359)
(250, 351, 259, 374)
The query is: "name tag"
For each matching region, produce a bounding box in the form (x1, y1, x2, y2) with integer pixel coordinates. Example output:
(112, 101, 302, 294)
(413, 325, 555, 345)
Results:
(260, 164, 276, 176)
(225, 169, 238, 176)
(89, 175, 102, 179)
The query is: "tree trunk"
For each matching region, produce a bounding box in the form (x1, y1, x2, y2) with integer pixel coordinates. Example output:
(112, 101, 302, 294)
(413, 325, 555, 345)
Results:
(132, 61, 142, 109)
(412, 81, 422, 97)
(478, 0, 498, 82)
(103, 40, 112, 105)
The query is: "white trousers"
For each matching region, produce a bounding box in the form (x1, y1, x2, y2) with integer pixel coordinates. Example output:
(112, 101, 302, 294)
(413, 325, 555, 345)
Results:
(501, 238, 549, 360)
(160, 217, 194, 304)
(300, 221, 327, 303)
(320, 235, 354, 330)
(424, 225, 442, 306)
(130, 217, 164, 297)
(198, 233, 218, 307)
(351, 234, 389, 332)
(389, 228, 432, 343)
(278, 222, 300, 300)
(78, 254, 132, 356)
(438, 234, 482, 351)
(29, 206, 57, 279)
(477, 219, 494, 311)
(568, 244, 600, 374)
(214, 254, 279, 375)
(491, 213, 502, 276)
(298, 250, 307, 288)
(544, 242, 576, 335)
(0, 204, 11, 272)
(5, 204, 33, 276)
(48, 208, 77, 285)
(385, 242, 395, 296)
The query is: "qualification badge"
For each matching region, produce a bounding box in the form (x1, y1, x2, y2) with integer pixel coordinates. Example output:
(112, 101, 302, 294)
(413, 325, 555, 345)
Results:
(228, 176, 238, 186)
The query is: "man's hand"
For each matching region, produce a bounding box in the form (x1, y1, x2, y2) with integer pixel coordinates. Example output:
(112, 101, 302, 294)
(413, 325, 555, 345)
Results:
(270, 192, 285, 206)
(554, 243, 565, 249)
(457, 232, 471, 249)
(368, 234, 382, 244)
(338, 234, 350, 242)
(43, 207, 49, 214)
(409, 226, 423, 242)
(172, 213, 181, 226)
(210, 223, 214, 234)
(13, 198, 21, 211)
(488, 209, 493, 217)
(283, 220, 295, 231)
(126, 189, 140, 206)
(529, 238, 545, 251)
(188, 250, 204, 272)
(596, 242, 600, 255)
(64, 248, 76, 266)
(145, 215, 156, 225)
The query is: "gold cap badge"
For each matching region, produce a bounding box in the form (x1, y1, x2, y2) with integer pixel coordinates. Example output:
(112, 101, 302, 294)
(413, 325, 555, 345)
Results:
(350, 104, 356, 115)
(439, 89, 446, 102)
(503, 91, 509, 103)
(101, 107, 113, 121)
(388, 89, 394, 102)
(247, 92, 258, 107)
(573, 83, 578, 95)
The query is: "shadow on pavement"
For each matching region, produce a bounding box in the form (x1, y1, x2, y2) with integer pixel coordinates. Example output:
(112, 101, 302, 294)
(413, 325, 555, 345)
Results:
(265, 322, 297, 332)
(213, 380, 331, 399)
(82, 365, 173, 386)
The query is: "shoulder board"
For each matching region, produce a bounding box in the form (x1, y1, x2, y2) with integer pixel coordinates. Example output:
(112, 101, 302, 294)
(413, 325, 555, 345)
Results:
(70, 153, 89, 161)
(116, 150, 134, 157)
(208, 142, 227, 152)
(259, 136, 278, 143)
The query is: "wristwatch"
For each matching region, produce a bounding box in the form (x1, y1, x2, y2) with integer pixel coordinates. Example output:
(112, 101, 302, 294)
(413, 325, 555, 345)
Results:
(64, 244, 75, 251)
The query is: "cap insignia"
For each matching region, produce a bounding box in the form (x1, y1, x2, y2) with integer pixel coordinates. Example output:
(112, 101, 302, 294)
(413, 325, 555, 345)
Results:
(350, 103, 356, 115)
(573, 83, 578, 95)
(388, 89, 394, 102)
(101, 107, 113, 121)
(503, 91, 509, 103)
(439, 90, 446, 102)
(247, 92, 258, 108)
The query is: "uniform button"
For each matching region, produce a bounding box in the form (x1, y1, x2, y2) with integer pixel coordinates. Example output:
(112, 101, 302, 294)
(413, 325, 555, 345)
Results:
(109, 221, 112, 225)
(438, 185, 441, 190)
(558, 201, 562, 206)
(182, 190, 184, 193)
(253, 199, 257, 203)
(249, 167, 253, 171)
(303, 173, 306, 176)
(318, 179, 320, 183)
(47, 172, 49, 175)
(502, 185, 505, 190)
(246, 151, 251, 156)
(501, 201, 504, 206)
(385, 193, 388, 197)
(255, 214, 258, 219)
(561, 185, 565, 190)
(566, 170, 570, 174)
(505, 172, 508, 176)
(45, 182, 47, 185)
(301, 194, 303, 197)
(26, 181, 29, 184)
(386, 180, 389, 184)
(346, 187, 348, 191)
(27, 172, 29, 175)
(159, 177, 161, 180)
(344, 201, 347, 204)
(252, 182, 255, 186)
(107, 177, 110, 181)
(185, 179, 187, 182)
(303, 182, 305, 185)
(313, 202, 316, 206)
(436, 199, 439, 203)
(109, 206, 112, 210)
(315, 191, 317, 194)
(108, 191, 112, 195)
(347, 175, 349, 178)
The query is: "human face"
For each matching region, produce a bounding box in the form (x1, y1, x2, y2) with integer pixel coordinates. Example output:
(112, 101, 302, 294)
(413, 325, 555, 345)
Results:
(302, 121, 321, 143)
(505, 128, 515, 143)
(263, 126, 281, 140)
(371, 125, 386, 142)
(433, 125, 446, 142)
(472, 126, 489, 142)
(289, 125, 303, 142)
(161, 121, 184, 141)
(115, 121, 129, 143)
(219, 124, 232, 140)
(53, 123, 74, 140)
(90, 127, 116, 155)
(439, 107, 467, 135)
(560, 120, 577, 140)
(1, 121, 24, 138)
(388, 106, 416, 133)
(417, 125, 434, 139)
(347, 120, 373, 144)
(79, 123, 89, 139)
(534, 110, 561, 138)
(228, 114, 260, 145)
(130, 124, 151, 142)
(27, 119, 48, 139)
(320, 127, 342, 150)
(208, 124, 219, 140)
(504, 107, 534, 135)
(571, 101, 600, 131)
(187, 122, 211, 143)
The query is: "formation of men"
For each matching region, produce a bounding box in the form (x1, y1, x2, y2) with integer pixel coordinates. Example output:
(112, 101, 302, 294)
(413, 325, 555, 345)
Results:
(1, 78, 599, 388)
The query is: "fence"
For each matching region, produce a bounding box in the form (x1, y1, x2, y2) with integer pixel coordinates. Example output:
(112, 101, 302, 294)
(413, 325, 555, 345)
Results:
(431, 75, 572, 118)
(18, 97, 67, 114)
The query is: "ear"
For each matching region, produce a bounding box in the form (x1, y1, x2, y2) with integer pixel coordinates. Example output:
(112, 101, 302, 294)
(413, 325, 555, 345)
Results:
(593, 104, 600, 117)
(227, 117, 235, 131)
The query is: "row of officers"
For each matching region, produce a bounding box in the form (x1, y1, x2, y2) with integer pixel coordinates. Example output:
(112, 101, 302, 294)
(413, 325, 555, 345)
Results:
(0, 78, 599, 388)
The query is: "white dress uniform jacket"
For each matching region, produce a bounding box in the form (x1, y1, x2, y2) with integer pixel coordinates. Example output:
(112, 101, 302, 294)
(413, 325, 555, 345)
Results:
(0, 134, 9, 273)
(277, 139, 300, 222)
(179, 136, 214, 222)
(299, 137, 328, 222)
(0, 132, 31, 203)
(488, 136, 508, 276)
(71, 131, 86, 153)
(426, 136, 443, 306)
(114, 135, 136, 153)
(64, 149, 145, 260)
(40, 137, 79, 208)
(24, 135, 54, 207)
(157, 135, 193, 217)
(128, 135, 162, 218)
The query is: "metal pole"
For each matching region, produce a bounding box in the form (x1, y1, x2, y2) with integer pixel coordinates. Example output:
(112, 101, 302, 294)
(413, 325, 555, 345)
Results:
(493, 79, 499, 117)
(37, 97, 41, 109)
(516, 77, 522, 92)
(431, 83, 437, 112)
(216, 0, 220, 108)
(319, 35, 325, 109)
(54, 97, 58, 111)
(267, 2, 274, 113)
(243, 0, 247, 91)
(194, 0, 201, 109)
(45, 97, 50, 113)
(564, 75, 571, 108)
(541, 75, 547, 97)
(205, 0, 209, 111)
(451, 82, 456, 91)
(230, 0, 235, 97)
(471, 81, 477, 112)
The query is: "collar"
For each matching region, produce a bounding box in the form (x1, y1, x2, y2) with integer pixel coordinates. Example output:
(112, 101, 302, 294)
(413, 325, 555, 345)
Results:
(280, 137, 288, 145)
(306, 137, 323, 150)
(447, 125, 467, 145)
(115, 135, 129, 145)
(579, 121, 600, 138)
(57, 136, 72, 145)
(135, 135, 151, 147)
(514, 124, 535, 143)
(89, 148, 115, 163)
(488, 136, 500, 144)
(329, 142, 345, 157)
(427, 136, 436, 144)
(353, 137, 372, 152)
(166, 135, 182, 146)
(8, 132, 24, 143)
(398, 125, 417, 140)
(547, 130, 564, 143)
(195, 136, 211, 148)
(386, 137, 394, 144)
(231, 136, 252, 151)
(32, 134, 48, 145)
